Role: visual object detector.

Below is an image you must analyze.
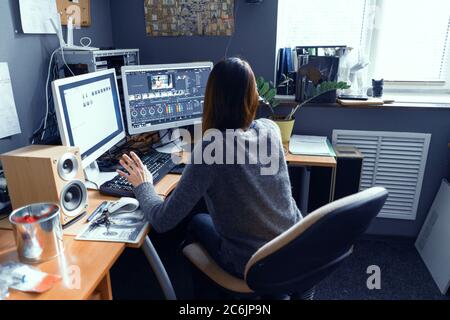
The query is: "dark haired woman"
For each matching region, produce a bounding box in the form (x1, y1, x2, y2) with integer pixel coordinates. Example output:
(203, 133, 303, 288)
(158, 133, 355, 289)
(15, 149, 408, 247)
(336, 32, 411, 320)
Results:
(118, 58, 302, 277)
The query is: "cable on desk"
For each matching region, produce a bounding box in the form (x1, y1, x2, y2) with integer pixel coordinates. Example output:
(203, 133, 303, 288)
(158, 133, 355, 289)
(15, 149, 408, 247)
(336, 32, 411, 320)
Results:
(86, 180, 99, 190)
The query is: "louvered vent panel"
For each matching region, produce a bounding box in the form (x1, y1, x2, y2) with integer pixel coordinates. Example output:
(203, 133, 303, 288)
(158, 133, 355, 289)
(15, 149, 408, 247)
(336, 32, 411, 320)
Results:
(333, 131, 431, 220)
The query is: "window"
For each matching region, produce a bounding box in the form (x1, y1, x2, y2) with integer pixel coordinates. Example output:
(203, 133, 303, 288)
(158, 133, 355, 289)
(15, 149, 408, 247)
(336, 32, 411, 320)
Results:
(276, 0, 450, 100)
(276, 0, 368, 49)
(371, 0, 450, 83)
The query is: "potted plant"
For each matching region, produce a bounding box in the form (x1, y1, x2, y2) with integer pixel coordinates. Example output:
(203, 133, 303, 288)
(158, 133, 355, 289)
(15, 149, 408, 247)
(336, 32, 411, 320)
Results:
(257, 76, 350, 143)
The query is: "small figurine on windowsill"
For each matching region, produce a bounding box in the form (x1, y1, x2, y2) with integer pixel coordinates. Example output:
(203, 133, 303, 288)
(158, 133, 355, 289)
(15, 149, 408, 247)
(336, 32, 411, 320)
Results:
(372, 79, 384, 98)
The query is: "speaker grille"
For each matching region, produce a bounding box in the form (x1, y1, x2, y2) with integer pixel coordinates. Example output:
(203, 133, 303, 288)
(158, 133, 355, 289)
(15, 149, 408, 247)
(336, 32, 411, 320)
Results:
(58, 153, 79, 181)
(60, 180, 87, 217)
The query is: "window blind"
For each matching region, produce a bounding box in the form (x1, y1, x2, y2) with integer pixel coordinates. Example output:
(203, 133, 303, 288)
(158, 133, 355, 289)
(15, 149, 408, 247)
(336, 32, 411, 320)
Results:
(276, 0, 369, 49)
(372, 0, 450, 82)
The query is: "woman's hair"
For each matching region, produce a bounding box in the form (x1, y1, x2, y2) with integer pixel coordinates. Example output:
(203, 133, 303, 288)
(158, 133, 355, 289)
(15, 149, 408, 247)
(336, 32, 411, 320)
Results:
(202, 57, 259, 134)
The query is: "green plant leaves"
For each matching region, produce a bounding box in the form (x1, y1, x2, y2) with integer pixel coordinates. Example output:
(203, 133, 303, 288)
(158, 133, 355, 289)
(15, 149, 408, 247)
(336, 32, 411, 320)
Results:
(257, 76, 265, 91)
(314, 81, 351, 95)
(260, 82, 270, 97)
(257, 76, 279, 112)
(286, 80, 351, 121)
(266, 88, 277, 102)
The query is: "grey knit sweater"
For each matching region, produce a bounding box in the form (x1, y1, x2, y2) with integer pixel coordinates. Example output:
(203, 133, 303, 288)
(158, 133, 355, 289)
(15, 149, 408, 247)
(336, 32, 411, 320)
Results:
(134, 118, 302, 275)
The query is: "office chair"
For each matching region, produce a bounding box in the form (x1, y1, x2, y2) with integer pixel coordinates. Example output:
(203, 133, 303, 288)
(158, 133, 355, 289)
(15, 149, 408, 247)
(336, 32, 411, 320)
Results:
(183, 187, 388, 300)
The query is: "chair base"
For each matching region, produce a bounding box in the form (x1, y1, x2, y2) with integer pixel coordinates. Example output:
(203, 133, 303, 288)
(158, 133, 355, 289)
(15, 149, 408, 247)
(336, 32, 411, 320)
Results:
(187, 256, 316, 300)
(290, 287, 316, 300)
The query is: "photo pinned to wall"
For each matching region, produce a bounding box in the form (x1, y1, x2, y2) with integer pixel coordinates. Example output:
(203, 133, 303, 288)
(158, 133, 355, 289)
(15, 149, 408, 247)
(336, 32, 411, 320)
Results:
(144, 0, 235, 36)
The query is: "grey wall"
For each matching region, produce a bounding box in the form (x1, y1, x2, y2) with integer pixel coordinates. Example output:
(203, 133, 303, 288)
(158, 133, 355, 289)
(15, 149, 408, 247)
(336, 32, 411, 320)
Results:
(110, 0, 450, 238)
(110, 0, 278, 80)
(0, 0, 114, 154)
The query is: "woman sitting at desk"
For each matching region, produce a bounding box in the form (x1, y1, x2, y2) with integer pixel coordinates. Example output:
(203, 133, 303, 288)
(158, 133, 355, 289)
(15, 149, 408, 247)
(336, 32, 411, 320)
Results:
(118, 57, 302, 277)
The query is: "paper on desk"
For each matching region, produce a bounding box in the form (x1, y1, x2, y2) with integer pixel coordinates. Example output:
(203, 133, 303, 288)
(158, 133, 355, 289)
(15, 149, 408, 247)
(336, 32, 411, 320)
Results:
(0, 262, 60, 294)
(18, 0, 59, 34)
(76, 209, 149, 244)
(0, 63, 21, 139)
(289, 135, 332, 156)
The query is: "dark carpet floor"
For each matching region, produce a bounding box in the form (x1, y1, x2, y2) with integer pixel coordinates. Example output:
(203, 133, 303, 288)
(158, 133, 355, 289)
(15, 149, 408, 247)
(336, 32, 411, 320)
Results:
(315, 239, 449, 300)
(110, 230, 449, 300)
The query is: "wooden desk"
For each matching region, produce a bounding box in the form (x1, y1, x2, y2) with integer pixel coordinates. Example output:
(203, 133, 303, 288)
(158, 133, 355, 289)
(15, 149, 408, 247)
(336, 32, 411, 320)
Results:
(0, 173, 182, 301)
(285, 153, 336, 168)
(284, 145, 337, 214)
(0, 231, 124, 300)
(0, 149, 335, 300)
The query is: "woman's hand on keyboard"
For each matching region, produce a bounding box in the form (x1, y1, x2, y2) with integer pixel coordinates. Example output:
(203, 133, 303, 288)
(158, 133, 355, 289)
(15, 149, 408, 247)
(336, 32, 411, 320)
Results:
(117, 152, 154, 188)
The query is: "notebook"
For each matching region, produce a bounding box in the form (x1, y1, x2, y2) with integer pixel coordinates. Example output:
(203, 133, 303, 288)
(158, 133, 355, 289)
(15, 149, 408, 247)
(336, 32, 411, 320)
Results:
(289, 135, 334, 157)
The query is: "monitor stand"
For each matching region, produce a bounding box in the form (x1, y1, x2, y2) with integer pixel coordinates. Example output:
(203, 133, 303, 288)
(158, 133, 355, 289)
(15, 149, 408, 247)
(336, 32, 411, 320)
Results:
(155, 129, 186, 154)
(84, 161, 118, 190)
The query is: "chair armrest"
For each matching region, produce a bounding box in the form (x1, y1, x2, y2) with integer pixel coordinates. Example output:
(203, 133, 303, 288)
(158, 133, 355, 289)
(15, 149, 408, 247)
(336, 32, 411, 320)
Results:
(182, 243, 254, 294)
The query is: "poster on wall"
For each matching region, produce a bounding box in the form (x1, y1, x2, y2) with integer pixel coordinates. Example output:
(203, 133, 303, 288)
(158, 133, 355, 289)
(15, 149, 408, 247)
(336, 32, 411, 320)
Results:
(144, 0, 235, 37)
(18, 0, 59, 34)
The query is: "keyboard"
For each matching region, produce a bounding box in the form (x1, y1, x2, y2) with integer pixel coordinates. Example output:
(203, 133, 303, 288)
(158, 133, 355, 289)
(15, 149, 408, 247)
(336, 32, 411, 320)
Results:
(99, 150, 179, 198)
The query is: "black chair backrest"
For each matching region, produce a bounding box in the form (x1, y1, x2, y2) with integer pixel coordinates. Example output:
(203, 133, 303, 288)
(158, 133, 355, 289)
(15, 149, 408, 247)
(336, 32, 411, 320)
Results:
(245, 187, 388, 295)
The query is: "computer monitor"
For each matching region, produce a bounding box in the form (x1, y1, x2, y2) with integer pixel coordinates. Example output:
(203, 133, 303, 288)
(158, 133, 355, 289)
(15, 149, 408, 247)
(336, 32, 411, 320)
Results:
(52, 69, 126, 188)
(121, 62, 213, 136)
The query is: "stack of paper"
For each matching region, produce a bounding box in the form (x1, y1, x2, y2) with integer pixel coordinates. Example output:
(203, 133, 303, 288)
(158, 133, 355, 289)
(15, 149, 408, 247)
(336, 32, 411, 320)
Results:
(0, 63, 21, 139)
(289, 135, 333, 156)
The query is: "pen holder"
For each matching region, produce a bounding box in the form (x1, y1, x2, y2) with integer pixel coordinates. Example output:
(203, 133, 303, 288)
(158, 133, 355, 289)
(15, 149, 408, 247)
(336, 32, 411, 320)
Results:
(9, 203, 65, 264)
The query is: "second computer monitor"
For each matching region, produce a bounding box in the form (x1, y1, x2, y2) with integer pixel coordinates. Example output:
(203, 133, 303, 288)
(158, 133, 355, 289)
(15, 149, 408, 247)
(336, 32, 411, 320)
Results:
(121, 62, 213, 135)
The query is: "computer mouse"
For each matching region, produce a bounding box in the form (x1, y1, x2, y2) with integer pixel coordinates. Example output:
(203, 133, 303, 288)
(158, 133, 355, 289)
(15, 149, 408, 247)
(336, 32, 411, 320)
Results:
(108, 197, 140, 214)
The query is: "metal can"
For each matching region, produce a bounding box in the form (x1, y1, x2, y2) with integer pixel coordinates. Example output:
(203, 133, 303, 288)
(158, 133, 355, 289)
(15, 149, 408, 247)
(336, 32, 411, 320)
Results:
(9, 203, 64, 264)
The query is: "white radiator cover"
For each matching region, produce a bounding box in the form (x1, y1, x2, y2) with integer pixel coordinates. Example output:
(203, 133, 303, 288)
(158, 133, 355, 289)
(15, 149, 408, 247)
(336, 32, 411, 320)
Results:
(333, 130, 431, 220)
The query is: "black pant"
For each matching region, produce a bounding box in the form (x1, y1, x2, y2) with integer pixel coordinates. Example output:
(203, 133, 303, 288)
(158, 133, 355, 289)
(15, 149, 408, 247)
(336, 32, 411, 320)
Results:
(185, 214, 293, 300)
(186, 213, 240, 277)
